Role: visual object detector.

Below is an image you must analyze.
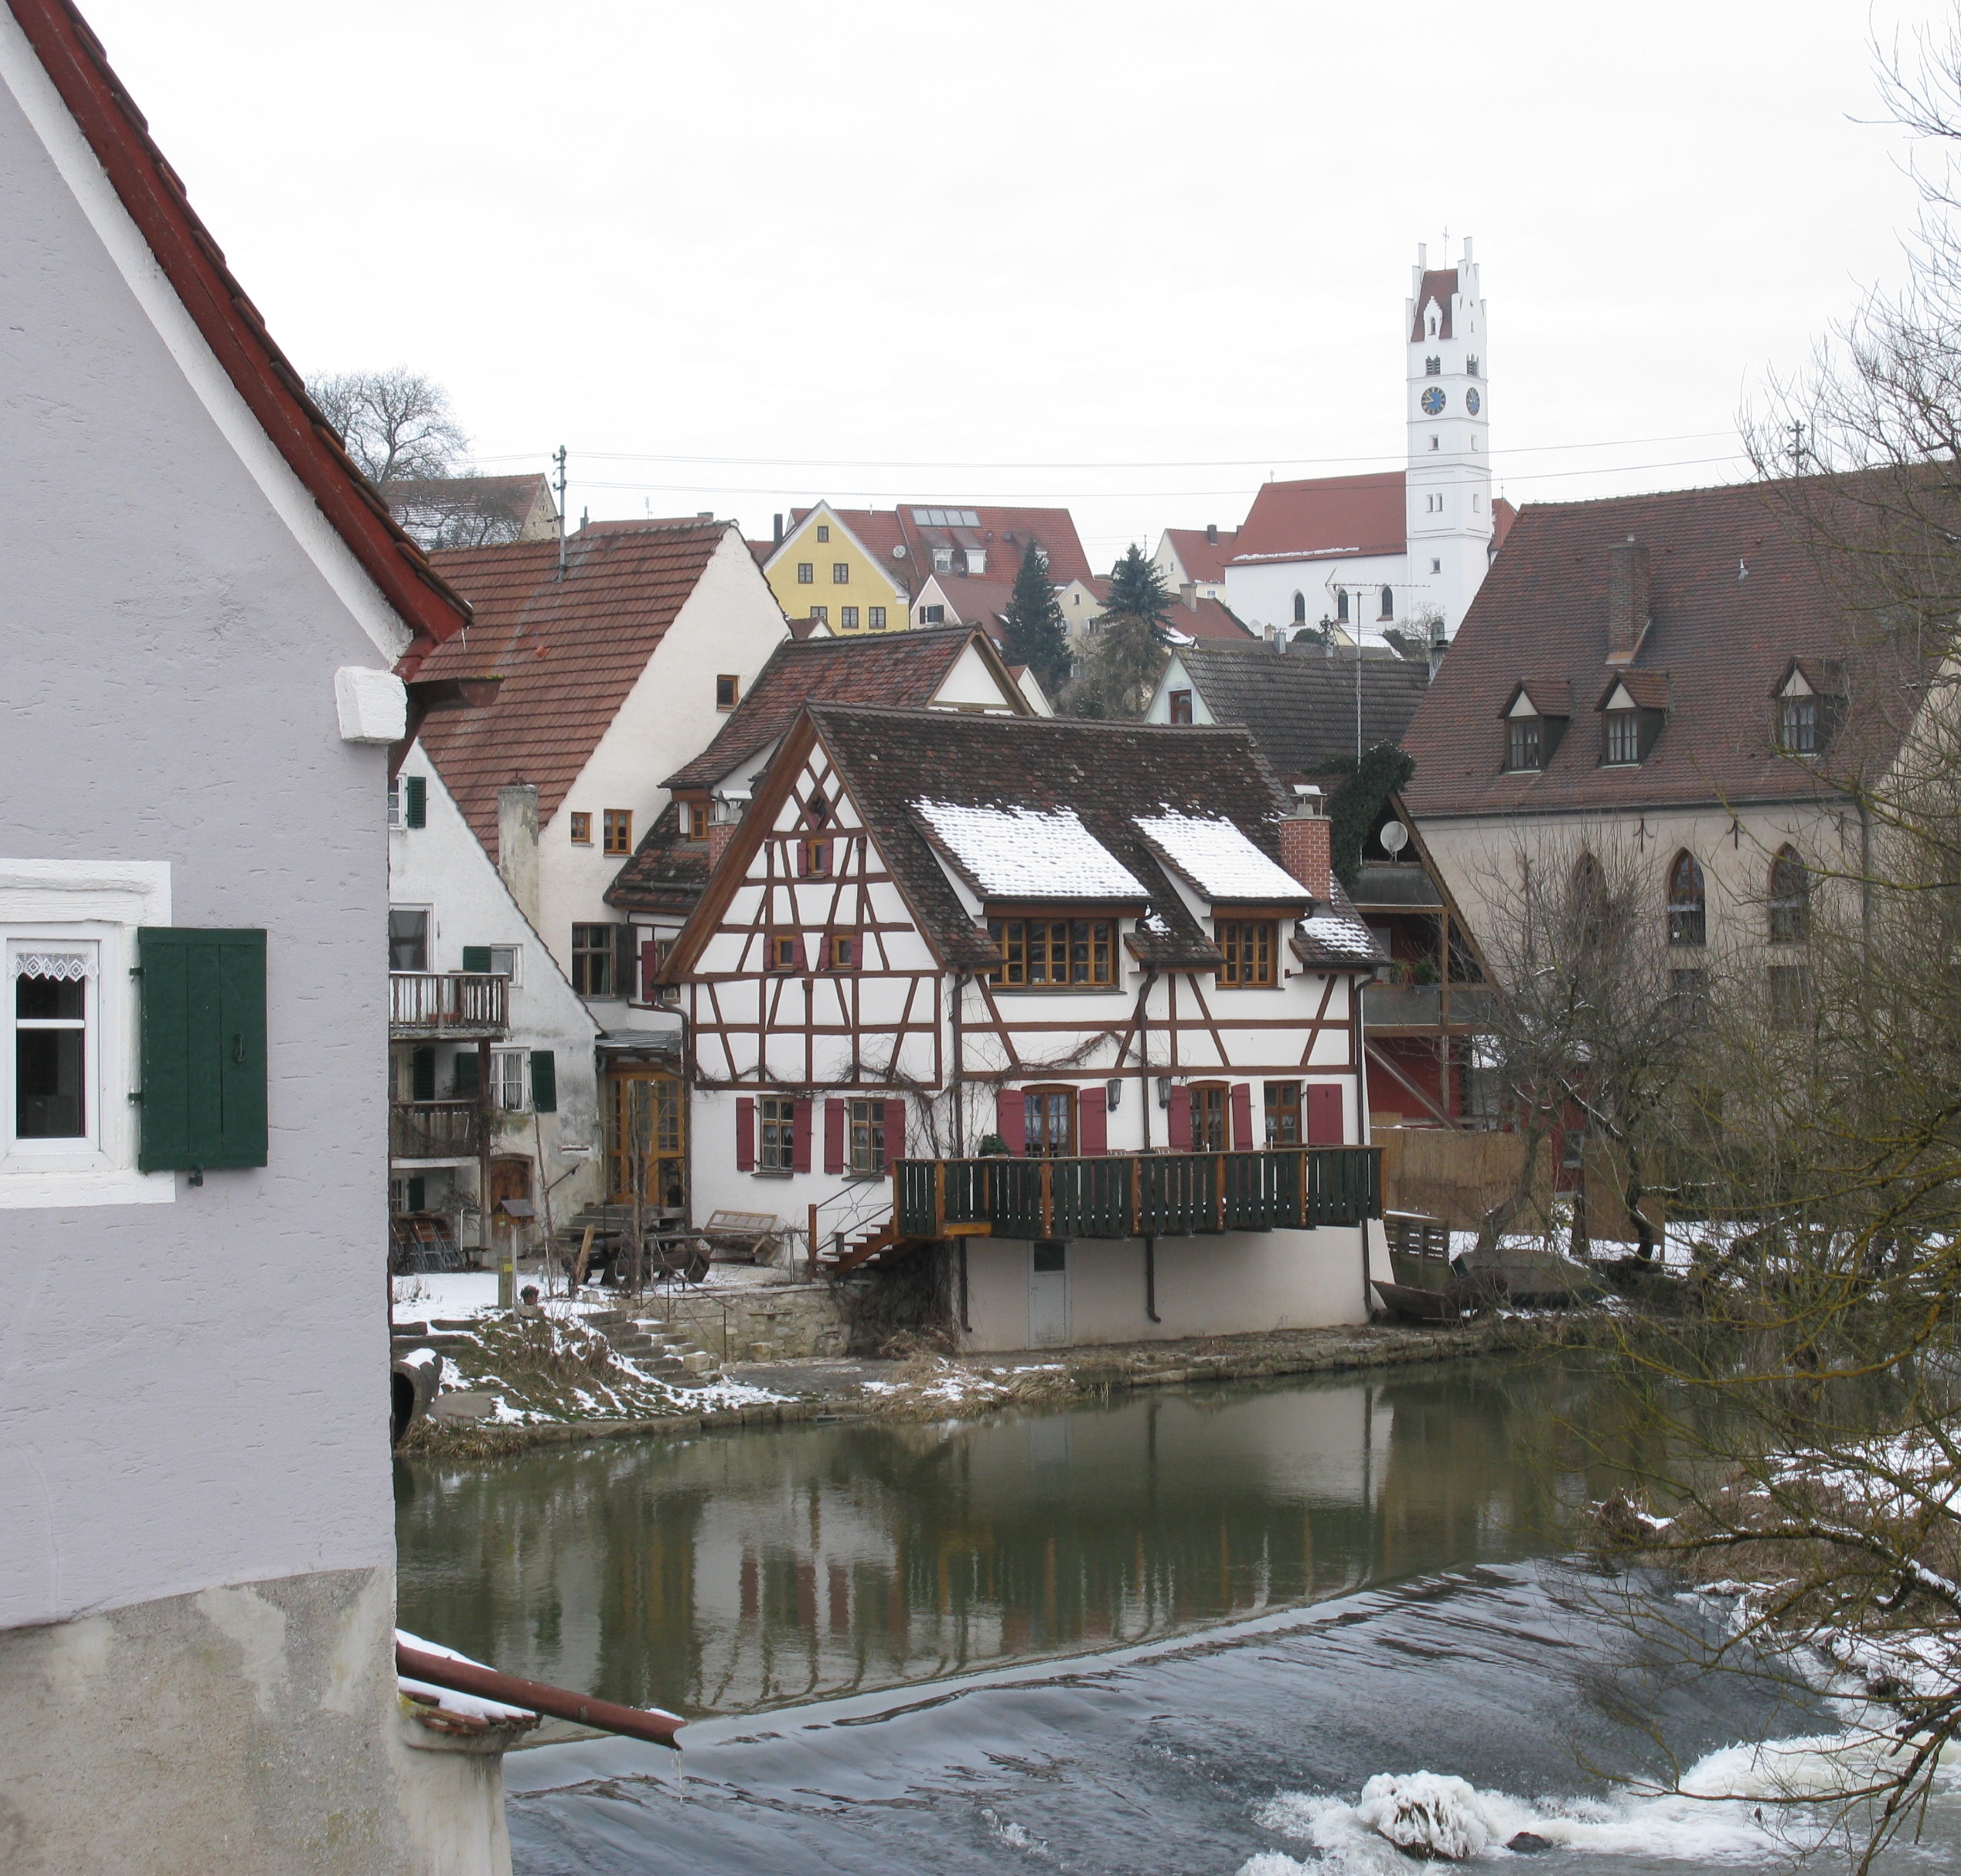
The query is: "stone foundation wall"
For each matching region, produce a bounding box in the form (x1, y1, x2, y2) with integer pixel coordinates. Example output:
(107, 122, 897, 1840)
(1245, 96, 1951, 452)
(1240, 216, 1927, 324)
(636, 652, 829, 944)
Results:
(648, 1280, 851, 1362)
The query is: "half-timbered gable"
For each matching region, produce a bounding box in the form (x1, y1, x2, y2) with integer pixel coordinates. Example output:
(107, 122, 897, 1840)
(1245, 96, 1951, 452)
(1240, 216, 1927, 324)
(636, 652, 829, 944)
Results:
(664, 705, 1389, 1353)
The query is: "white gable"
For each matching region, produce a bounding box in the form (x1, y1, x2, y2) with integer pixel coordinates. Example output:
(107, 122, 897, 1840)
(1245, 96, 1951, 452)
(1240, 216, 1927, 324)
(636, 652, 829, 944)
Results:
(1604, 681, 1635, 712)
(1506, 690, 1539, 719)
(931, 641, 1022, 712)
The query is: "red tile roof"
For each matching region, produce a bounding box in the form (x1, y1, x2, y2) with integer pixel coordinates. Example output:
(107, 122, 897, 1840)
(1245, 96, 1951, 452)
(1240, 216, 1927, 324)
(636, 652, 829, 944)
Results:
(1163, 526, 1238, 584)
(414, 520, 741, 850)
(1403, 480, 1923, 820)
(7, 0, 469, 660)
(789, 504, 1095, 589)
(1231, 472, 1407, 563)
(1409, 268, 1460, 343)
(1164, 595, 1257, 642)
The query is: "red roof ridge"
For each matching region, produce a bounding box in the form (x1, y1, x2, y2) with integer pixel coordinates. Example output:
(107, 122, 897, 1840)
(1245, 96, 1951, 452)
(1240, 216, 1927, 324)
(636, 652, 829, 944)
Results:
(7, 0, 470, 661)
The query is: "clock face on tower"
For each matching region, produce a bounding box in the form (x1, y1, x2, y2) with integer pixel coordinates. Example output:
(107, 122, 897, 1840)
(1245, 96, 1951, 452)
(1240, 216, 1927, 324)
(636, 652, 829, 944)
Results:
(1419, 387, 1446, 416)
(1466, 388, 1482, 416)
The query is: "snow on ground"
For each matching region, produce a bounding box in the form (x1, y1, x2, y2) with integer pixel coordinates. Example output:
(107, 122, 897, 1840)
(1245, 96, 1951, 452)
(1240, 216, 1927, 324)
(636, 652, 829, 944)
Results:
(1133, 810, 1304, 903)
(913, 799, 1148, 900)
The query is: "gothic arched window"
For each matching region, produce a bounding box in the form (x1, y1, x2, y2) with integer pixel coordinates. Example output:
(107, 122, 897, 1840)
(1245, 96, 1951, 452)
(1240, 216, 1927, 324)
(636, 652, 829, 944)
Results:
(1379, 585, 1394, 620)
(1292, 591, 1307, 625)
(1667, 851, 1706, 946)
(1769, 847, 1808, 944)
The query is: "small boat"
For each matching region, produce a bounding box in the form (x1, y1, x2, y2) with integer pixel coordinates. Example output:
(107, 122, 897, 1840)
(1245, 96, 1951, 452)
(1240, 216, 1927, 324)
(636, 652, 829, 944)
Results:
(1371, 1278, 1468, 1324)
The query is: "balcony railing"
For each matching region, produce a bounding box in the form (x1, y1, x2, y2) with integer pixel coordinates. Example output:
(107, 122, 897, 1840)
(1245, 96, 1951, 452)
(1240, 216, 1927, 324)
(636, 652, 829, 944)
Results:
(389, 972, 508, 1038)
(892, 1147, 1381, 1242)
(389, 1099, 485, 1162)
(1361, 983, 1495, 1031)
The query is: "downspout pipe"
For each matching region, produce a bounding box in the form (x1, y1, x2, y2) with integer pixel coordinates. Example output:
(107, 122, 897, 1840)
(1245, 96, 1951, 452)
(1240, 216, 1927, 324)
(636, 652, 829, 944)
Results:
(1139, 967, 1161, 1324)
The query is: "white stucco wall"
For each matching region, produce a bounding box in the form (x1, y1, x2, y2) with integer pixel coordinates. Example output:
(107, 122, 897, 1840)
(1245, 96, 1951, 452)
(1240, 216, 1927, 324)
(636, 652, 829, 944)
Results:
(535, 528, 788, 980)
(1225, 550, 1409, 645)
(389, 756, 605, 1212)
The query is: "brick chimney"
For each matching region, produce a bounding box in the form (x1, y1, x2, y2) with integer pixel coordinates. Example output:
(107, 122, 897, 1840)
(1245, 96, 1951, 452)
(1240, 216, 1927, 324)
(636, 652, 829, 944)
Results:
(706, 817, 738, 874)
(1606, 535, 1651, 662)
(1179, 581, 1199, 612)
(1205, 522, 1219, 546)
(1278, 792, 1331, 903)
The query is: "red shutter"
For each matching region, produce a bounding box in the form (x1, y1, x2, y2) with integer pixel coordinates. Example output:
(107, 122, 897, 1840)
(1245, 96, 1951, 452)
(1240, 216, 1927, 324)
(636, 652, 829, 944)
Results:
(1166, 1084, 1191, 1151)
(1231, 1082, 1255, 1151)
(792, 1097, 813, 1172)
(883, 1099, 906, 1162)
(1306, 1084, 1344, 1145)
(817, 933, 833, 971)
(995, 1086, 1026, 1156)
(1079, 1085, 1108, 1155)
(640, 941, 661, 1001)
(793, 933, 810, 973)
(735, 1096, 755, 1171)
(823, 1098, 846, 1175)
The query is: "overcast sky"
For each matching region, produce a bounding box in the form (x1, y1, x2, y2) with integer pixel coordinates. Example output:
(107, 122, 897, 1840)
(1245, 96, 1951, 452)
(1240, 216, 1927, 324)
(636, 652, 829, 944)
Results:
(82, 0, 1950, 564)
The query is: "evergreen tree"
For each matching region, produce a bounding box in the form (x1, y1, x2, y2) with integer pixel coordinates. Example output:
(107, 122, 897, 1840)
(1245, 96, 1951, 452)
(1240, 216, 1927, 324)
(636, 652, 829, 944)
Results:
(1062, 544, 1176, 719)
(999, 542, 1072, 697)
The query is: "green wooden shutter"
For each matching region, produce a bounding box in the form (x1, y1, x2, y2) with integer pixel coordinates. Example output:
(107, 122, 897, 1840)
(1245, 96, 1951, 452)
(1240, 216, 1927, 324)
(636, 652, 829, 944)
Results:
(404, 775, 426, 828)
(460, 946, 492, 973)
(137, 928, 267, 1172)
(410, 1046, 436, 1102)
(529, 1050, 557, 1113)
(452, 1052, 479, 1097)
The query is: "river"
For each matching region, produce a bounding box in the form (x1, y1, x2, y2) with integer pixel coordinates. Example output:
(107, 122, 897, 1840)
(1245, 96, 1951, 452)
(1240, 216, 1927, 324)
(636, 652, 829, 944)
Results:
(395, 1357, 1961, 1872)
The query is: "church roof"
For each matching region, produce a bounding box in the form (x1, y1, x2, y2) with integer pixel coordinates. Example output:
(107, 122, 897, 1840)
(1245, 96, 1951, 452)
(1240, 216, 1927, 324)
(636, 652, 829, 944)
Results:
(1409, 267, 1461, 342)
(1230, 472, 1407, 564)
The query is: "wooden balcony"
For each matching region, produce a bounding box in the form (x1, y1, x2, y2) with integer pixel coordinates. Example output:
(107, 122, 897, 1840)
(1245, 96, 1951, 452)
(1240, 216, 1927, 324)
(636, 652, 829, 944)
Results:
(892, 1147, 1381, 1243)
(389, 1099, 485, 1163)
(389, 971, 508, 1039)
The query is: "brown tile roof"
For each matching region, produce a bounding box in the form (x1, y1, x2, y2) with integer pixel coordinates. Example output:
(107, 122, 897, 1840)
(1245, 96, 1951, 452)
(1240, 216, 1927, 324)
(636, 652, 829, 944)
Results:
(1409, 267, 1460, 343)
(1171, 641, 1431, 779)
(414, 519, 743, 850)
(1231, 472, 1407, 562)
(1164, 526, 1238, 584)
(783, 707, 1376, 973)
(1403, 479, 1924, 820)
(605, 800, 709, 916)
(8, 0, 469, 658)
(663, 624, 1006, 794)
(1491, 496, 1519, 554)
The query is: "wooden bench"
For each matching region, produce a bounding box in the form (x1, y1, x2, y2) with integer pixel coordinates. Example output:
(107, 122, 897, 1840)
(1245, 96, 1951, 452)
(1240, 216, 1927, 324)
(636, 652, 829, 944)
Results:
(702, 1209, 783, 1263)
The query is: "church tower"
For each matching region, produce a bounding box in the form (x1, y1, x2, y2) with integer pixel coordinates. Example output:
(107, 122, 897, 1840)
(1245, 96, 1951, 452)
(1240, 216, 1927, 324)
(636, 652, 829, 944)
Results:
(1404, 238, 1492, 638)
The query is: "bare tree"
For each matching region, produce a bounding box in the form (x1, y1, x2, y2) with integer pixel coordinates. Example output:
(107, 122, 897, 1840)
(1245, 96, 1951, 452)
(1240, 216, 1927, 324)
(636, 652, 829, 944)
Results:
(307, 366, 469, 488)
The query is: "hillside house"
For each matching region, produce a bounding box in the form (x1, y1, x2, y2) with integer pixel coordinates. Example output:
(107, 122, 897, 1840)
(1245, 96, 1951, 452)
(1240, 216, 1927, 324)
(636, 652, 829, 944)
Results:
(659, 708, 1387, 1351)
(0, 0, 476, 1863)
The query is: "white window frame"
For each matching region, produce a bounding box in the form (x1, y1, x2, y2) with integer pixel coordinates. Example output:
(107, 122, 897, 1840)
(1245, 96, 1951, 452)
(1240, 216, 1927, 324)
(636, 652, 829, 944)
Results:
(491, 1048, 528, 1112)
(0, 859, 173, 1208)
(486, 943, 522, 985)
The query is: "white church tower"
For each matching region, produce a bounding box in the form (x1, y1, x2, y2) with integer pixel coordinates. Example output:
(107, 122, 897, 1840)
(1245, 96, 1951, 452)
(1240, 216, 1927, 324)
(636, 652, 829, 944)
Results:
(1404, 238, 1492, 638)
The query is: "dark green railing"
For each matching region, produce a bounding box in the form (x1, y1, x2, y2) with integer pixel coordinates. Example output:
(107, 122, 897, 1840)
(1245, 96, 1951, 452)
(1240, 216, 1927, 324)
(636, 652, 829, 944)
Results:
(893, 1147, 1381, 1241)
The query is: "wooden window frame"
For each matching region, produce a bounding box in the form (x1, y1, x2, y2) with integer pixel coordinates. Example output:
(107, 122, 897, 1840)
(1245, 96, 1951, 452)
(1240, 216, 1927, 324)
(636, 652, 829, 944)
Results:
(757, 1094, 797, 1172)
(1264, 1079, 1302, 1145)
(1189, 1080, 1230, 1152)
(569, 812, 592, 846)
(602, 809, 633, 857)
(821, 931, 858, 971)
(1603, 708, 1640, 766)
(986, 916, 1117, 989)
(796, 562, 814, 585)
(1779, 693, 1820, 755)
(848, 1097, 886, 1175)
(716, 674, 740, 711)
(1022, 1083, 1077, 1157)
(1506, 716, 1542, 772)
(840, 605, 860, 630)
(1666, 851, 1706, 947)
(832, 562, 851, 585)
(869, 605, 886, 629)
(571, 923, 616, 996)
(1217, 918, 1279, 988)
(767, 931, 804, 974)
(1769, 847, 1809, 945)
(816, 524, 830, 542)
(1168, 688, 1194, 725)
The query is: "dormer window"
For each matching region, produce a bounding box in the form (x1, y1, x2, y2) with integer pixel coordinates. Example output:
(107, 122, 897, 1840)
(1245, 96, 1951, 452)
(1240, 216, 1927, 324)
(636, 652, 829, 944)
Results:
(1595, 675, 1668, 766)
(1425, 355, 1441, 376)
(1773, 661, 1840, 756)
(1502, 683, 1569, 773)
(932, 547, 954, 574)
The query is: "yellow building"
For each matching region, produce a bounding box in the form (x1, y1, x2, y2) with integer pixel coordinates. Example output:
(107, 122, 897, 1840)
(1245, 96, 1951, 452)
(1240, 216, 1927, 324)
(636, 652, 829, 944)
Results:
(760, 501, 909, 635)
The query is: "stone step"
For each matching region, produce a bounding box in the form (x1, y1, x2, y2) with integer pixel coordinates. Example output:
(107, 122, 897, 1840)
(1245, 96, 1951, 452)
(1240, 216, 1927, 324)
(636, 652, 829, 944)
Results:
(393, 1332, 475, 1354)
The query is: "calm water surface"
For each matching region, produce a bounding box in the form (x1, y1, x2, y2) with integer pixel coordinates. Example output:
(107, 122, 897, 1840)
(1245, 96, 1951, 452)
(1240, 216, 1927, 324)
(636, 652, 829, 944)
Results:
(395, 1359, 1961, 1873)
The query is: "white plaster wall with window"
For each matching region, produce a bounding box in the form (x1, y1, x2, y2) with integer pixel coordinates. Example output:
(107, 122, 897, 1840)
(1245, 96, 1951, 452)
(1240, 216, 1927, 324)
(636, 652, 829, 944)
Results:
(532, 528, 787, 1007)
(1224, 549, 1409, 645)
(389, 754, 605, 1215)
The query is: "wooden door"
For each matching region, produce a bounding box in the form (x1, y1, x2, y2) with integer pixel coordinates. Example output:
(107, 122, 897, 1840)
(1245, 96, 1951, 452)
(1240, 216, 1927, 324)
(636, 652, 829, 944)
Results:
(606, 1068, 686, 1211)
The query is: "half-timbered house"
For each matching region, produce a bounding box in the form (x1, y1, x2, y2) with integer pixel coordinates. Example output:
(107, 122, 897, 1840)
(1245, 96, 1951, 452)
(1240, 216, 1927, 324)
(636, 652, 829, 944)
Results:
(661, 706, 1387, 1351)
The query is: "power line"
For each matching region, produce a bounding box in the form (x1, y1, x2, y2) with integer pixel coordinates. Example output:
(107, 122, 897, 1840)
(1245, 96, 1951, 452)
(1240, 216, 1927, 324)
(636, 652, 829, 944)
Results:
(469, 427, 1737, 475)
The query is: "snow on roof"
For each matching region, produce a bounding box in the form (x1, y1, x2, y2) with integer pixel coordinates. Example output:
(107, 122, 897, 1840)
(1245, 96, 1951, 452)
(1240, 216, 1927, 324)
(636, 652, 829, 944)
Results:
(1133, 810, 1308, 903)
(1301, 912, 1380, 960)
(913, 800, 1149, 900)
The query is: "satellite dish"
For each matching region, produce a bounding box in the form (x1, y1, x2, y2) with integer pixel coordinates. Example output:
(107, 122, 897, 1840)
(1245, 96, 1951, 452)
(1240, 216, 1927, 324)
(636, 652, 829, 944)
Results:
(1379, 820, 1409, 857)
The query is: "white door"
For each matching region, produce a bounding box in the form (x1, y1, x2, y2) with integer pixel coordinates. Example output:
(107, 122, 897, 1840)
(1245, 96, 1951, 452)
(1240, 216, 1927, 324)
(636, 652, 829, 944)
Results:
(1029, 1241, 1068, 1347)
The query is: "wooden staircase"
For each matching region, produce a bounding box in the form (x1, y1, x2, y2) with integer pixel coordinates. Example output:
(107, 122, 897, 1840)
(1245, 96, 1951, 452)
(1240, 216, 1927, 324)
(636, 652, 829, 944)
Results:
(822, 1218, 917, 1275)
